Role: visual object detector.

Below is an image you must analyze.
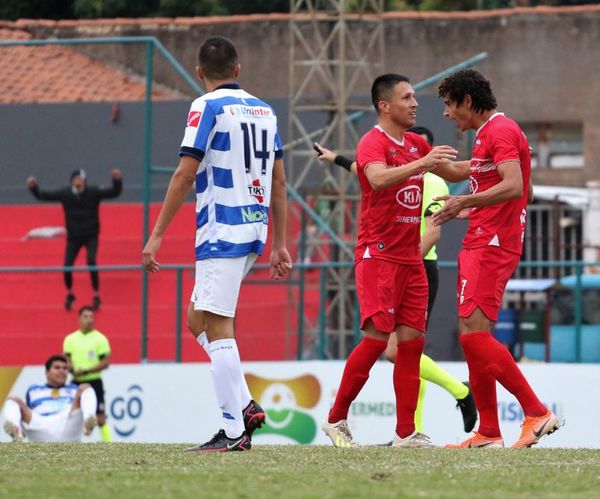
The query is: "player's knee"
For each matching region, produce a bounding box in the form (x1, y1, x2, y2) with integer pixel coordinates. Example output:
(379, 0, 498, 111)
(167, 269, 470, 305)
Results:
(76, 384, 92, 395)
(97, 413, 107, 426)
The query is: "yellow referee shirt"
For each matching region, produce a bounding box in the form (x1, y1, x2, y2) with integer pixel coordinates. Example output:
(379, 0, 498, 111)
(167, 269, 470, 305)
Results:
(421, 172, 449, 261)
(63, 329, 111, 382)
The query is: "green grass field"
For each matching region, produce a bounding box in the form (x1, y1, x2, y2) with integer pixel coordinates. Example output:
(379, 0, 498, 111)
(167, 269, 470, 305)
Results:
(1, 444, 598, 498)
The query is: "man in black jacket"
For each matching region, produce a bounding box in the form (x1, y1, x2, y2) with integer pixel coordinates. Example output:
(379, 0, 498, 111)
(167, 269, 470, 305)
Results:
(26, 169, 123, 311)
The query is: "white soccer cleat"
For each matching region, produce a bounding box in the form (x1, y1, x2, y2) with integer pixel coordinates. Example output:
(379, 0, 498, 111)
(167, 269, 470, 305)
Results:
(392, 430, 436, 448)
(3, 421, 23, 442)
(322, 419, 358, 448)
(83, 415, 97, 436)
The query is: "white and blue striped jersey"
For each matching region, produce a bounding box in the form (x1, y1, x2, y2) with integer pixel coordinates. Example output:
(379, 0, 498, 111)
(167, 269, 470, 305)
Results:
(179, 83, 283, 260)
(25, 383, 78, 416)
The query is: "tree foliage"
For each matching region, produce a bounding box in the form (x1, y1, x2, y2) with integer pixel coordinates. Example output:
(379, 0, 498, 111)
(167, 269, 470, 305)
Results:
(0, 0, 598, 21)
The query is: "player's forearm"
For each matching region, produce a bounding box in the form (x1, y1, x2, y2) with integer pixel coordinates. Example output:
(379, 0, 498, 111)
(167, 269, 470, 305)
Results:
(151, 169, 195, 237)
(433, 161, 470, 182)
(80, 358, 110, 375)
(270, 177, 288, 249)
(463, 177, 523, 208)
(367, 160, 424, 190)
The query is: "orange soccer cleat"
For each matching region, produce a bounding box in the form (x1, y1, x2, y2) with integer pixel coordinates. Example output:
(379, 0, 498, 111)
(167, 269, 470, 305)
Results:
(512, 410, 559, 448)
(445, 432, 504, 449)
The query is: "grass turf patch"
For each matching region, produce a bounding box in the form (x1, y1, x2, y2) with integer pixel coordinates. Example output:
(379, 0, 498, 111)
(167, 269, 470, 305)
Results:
(1, 444, 598, 498)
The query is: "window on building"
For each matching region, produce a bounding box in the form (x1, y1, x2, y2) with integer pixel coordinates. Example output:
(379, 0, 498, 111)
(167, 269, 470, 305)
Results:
(522, 123, 583, 169)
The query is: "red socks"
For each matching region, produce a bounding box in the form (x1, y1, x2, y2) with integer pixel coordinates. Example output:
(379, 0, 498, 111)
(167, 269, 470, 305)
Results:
(460, 333, 501, 437)
(328, 336, 387, 423)
(461, 331, 547, 436)
(394, 336, 425, 438)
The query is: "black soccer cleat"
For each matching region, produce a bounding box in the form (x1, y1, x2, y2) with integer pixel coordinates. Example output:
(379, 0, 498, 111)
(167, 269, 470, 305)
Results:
(65, 292, 76, 311)
(456, 382, 478, 433)
(243, 399, 266, 438)
(185, 429, 251, 452)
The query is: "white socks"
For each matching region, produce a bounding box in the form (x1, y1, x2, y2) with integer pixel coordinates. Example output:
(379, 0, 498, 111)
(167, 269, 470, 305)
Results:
(197, 331, 210, 353)
(80, 387, 97, 420)
(3, 399, 21, 428)
(198, 331, 253, 410)
(208, 338, 246, 438)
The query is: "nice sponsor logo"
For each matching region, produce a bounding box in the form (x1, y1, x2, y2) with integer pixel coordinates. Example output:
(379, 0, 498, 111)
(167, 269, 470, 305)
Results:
(241, 206, 268, 224)
(245, 373, 321, 444)
(229, 105, 272, 118)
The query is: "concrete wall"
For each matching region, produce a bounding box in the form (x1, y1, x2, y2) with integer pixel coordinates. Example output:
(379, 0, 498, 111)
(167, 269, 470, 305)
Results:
(11, 6, 600, 186)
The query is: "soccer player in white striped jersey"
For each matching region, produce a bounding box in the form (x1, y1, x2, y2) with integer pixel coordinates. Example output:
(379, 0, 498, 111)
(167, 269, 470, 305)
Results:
(2, 355, 97, 442)
(143, 36, 292, 452)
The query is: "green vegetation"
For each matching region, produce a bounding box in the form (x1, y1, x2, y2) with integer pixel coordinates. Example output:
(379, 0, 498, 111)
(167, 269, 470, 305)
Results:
(1, 0, 598, 21)
(1, 443, 598, 498)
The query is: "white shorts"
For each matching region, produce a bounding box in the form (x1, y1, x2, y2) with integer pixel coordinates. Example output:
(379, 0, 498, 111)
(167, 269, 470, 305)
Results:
(24, 408, 84, 442)
(191, 254, 258, 317)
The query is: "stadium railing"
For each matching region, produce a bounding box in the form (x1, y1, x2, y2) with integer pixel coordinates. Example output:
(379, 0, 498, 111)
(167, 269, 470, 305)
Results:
(1, 260, 598, 363)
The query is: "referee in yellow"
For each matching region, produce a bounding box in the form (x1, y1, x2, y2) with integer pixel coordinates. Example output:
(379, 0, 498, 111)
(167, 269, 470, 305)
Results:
(63, 305, 113, 442)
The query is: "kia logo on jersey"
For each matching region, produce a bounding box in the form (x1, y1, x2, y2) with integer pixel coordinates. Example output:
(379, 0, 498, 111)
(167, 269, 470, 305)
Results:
(187, 111, 202, 127)
(469, 176, 479, 194)
(395, 185, 422, 209)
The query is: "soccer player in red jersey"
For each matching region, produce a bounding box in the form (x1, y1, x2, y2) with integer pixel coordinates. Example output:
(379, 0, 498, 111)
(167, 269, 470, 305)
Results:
(322, 74, 457, 448)
(432, 69, 559, 448)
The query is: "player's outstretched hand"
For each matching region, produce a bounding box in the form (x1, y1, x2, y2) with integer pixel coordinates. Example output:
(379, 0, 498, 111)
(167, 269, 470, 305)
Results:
(270, 247, 293, 280)
(432, 194, 467, 225)
(110, 169, 123, 180)
(420, 145, 458, 171)
(313, 143, 336, 164)
(142, 235, 162, 272)
(26, 176, 37, 189)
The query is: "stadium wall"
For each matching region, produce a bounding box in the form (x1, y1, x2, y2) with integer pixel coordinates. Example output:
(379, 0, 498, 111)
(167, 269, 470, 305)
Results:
(1, 361, 599, 447)
(9, 6, 600, 187)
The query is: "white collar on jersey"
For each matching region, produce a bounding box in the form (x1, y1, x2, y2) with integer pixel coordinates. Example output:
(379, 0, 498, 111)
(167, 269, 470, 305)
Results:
(475, 112, 505, 136)
(374, 125, 405, 147)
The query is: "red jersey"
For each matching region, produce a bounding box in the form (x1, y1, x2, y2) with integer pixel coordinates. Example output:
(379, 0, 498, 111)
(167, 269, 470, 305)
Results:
(355, 126, 431, 265)
(465, 113, 530, 255)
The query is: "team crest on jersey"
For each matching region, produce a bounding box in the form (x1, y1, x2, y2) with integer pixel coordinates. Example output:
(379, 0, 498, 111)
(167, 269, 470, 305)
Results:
(187, 111, 202, 127)
(395, 185, 422, 209)
(389, 147, 397, 158)
(248, 179, 266, 203)
(410, 146, 418, 153)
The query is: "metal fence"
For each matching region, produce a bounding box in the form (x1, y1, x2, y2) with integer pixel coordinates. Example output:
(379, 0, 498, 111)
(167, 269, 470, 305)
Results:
(1, 260, 598, 363)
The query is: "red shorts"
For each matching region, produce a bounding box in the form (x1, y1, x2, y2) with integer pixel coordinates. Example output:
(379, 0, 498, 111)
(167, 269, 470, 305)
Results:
(457, 246, 521, 321)
(356, 258, 428, 334)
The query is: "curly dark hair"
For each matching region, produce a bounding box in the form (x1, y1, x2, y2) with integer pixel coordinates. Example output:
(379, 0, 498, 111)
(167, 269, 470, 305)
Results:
(438, 69, 497, 113)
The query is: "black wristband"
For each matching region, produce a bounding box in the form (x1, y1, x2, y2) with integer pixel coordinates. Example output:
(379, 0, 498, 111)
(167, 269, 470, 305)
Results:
(334, 155, 353, 172)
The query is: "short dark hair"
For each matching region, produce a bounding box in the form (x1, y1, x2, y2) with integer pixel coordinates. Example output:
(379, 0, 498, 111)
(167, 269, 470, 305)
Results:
(198, 36, 238, 81)
(45, 355, 67, 371)
(438, 69, 497, 113)
(371, 73, 410, 113)
(407, 126, 434, 146)
(78, 305, 94, 316)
